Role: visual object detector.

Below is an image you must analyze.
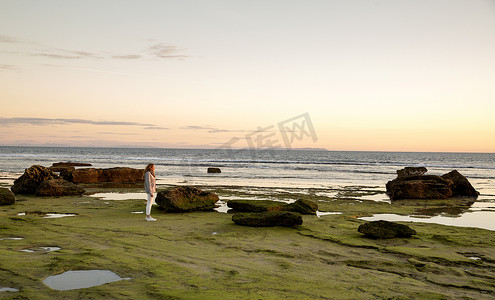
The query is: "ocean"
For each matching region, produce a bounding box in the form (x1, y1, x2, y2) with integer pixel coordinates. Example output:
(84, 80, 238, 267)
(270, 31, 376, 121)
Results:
(1, 146, 495, 230)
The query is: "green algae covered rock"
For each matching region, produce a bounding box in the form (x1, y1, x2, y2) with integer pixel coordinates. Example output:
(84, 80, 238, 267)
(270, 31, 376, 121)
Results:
(232, 211, 303, 227)
(11, 165, 58, 194)
(358, 220, 416, 239)
(35, 179, 85, 196)
(155, 186, 219, 212)
(285, 199, 318, 215)
(0, 187, 15, 205)
(227, 200, 286, 212)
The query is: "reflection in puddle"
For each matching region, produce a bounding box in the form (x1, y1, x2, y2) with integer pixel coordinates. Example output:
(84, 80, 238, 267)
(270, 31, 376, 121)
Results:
(21, 246, 61, 253)
(0, 287, 19, 292)
(43, 270, 130, 291)
(469, 257, 482, 260)
(316, 211, 342, 218)
(131, 211, 144, 214)
(0, 237, 23, 241)
(214, 200, 229, 213)
(360, 211, 495, 231)
(43, 213, 77, 219)
(89, 192, 146, 201)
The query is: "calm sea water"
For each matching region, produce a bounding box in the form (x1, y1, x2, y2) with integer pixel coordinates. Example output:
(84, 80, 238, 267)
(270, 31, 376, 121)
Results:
(0, 146, 494, 191)
(1, 146, 494, 230)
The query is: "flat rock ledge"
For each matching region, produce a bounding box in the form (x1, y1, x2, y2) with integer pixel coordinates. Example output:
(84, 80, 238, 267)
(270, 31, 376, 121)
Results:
(232, 211, 303, 227)
(358, 220, 416, 239)
(36, 179, 85, 196)
(227, 199, 318, 215)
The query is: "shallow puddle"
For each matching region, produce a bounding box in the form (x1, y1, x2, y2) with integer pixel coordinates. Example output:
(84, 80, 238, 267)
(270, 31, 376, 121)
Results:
(21, 246, 61, 253)
(0, 287, 19, 292)
(0, 237, 23, 241)
(43, 270, 130, 291)
(360, 211, 495, 231)
(43, 213, 77, 219)
(131, 211, 144, 214)
(88, 192, 146, 201)
(316, 211, 343, 218)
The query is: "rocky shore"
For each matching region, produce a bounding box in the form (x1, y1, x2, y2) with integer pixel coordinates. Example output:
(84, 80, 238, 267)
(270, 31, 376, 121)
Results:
(0, 164, 493, 299)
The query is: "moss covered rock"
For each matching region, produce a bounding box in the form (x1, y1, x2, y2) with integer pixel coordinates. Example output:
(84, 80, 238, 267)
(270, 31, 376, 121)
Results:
(358, 220, 416, 239)
(232, 211, 303, 227)
(35, 179, 85, 196)
(227, 200, 286, 212)
(285, 199, 318, 215)
(155, 186, 219, 212)
(0, 187, 15, 205)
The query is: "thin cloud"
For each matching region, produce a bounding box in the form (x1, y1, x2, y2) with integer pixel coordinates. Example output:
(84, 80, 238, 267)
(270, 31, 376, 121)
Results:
(33, 48, 103, 60)
(0, 64, 17, 70)
(0, 117, 156, 127)
(149, 43, 189, 59)
(112, 54, 142, 60)
(143, 126, 169, 130)
(0, 34, 36, 45)
(181, 125, 247, 134)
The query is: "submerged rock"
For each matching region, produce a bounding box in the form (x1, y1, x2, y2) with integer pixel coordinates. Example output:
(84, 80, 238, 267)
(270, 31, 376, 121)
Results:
(64, 167, 144, 183)
(36, 179, 85, 196)
(155, 186, 219, 212)
(11, 165, 58, 194)
(441, 170, 479, 197)
(232, 211, 303, 227)
(0, 188, 15, 205)
(227, 200, 286, 212)
(207, 167, 221, 173)
(358, 220, 416, 239)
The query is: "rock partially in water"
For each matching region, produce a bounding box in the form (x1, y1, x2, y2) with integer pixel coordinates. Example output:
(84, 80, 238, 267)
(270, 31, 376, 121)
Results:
(43, 270, 128, 290)
(36, 179, 85, 196)
(207, 167, 221, 173)
(358, 220, 416, 239)
(155, 186, 219, 212)
(441, 170, 479, 197)
(232, 211, 303, 227)
(11, 165, 58, 194)
(227, 200, 286, 212)
(386, 175, 453, 200)
(0, 188, 15, 205)
(285, 199, 318, 215)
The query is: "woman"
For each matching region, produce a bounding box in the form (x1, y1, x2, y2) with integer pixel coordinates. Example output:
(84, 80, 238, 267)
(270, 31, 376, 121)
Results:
(144, 163, 157, 221)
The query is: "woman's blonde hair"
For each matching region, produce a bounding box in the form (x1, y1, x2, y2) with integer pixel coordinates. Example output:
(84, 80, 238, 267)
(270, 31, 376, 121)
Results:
(144, 163, 155, 177)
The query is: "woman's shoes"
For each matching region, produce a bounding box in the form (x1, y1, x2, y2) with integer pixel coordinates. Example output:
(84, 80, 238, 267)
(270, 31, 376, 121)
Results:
(146, 216, 156, 221)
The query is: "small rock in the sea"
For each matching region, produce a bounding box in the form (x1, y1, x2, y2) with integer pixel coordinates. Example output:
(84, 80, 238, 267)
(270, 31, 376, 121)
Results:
(358, 220, 416, 239)
(396, 167, 427, 177)
(207, 167, 221, 173)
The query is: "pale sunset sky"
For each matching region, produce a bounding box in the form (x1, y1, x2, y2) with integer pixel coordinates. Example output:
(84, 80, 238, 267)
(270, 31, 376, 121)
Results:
(1, 0, 494, 152)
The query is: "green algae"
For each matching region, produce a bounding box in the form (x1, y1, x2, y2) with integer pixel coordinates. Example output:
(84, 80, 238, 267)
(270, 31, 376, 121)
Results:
(0, 186, 494, 299)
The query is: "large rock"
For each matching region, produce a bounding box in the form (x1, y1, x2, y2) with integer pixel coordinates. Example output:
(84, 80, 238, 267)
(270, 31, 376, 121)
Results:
(285, 199, 318, 215)
(396, 167, 427, 177)
(65, 167, 144, 183)
(155, 186, 219, 212)
(0, 188, 15, 205)
(35, 179, 85, 196)
(11, 165, 58, 194)
(232, 211, 303, 227)
(227, 200, 286, 212)
(442, 170, 479, 197)
(386, 175, 453, 200)
(358, 220, 416, 239)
